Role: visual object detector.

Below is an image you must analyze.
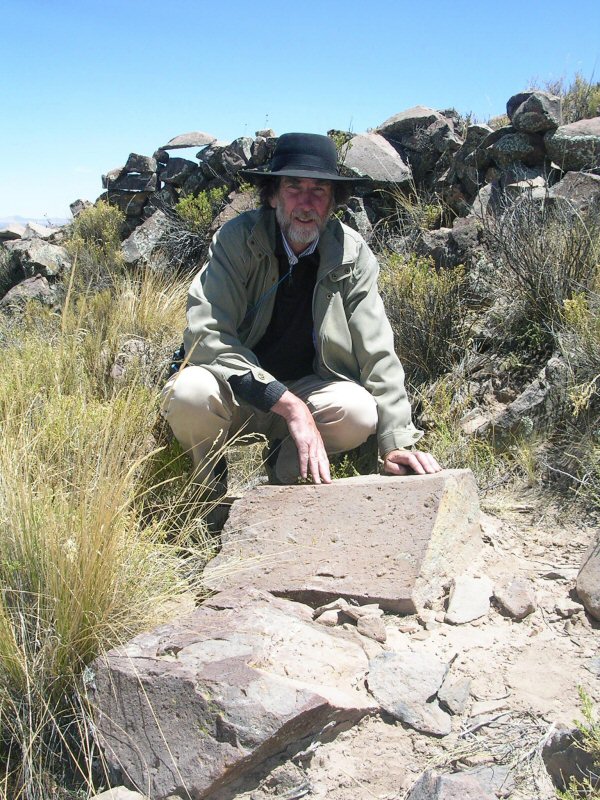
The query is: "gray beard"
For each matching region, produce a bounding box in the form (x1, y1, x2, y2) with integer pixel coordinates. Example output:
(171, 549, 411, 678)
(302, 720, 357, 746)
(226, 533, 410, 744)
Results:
(276, 205, 321, 246)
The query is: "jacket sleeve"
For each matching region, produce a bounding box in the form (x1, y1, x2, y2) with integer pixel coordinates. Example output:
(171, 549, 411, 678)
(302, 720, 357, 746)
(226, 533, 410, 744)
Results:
(344, 241, 424, 455)
(183, 220, 279, 389)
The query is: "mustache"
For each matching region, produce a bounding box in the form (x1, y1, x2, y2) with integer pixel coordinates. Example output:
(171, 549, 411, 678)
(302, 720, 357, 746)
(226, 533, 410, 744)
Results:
(292, 212, 320, 223)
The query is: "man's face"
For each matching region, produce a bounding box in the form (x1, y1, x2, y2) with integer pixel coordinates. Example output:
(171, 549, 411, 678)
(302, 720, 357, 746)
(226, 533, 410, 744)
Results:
(270, 177, 334, 254)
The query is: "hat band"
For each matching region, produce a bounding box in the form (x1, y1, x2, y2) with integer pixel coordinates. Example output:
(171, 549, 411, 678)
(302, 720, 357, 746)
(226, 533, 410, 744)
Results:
(270, 152, 338, 174)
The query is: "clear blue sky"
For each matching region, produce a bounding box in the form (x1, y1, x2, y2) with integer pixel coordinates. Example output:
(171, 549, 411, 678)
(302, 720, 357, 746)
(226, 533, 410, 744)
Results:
(1, 0, 599, 220)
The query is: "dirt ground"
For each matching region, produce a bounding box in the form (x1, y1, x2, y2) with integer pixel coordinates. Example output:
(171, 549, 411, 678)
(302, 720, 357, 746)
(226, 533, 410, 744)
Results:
(232, 489, 599, 800)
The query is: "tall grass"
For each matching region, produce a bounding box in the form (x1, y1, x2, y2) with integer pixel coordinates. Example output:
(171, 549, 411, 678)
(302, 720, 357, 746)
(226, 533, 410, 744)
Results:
(0, 221, 211, 798)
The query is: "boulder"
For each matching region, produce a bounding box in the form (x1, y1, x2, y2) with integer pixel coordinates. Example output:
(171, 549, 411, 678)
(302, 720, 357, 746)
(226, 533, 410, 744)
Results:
(123, 153, 157, 173)
(407, 769, 495, 799)
(445, 575, 493, 624)
(486, 131, 547, 169)
(507, 91, 562, 133)
(576, 536, 600, 620)
(494, 579, 537, 620)
(341, 196, 373, 241)
(450, 123, 493, 195)
(161, 131, 216, 150)
(159, 156, 198, 187)
(104, 172, 157, 193)
(342, 132, 411, 185)
(0, 275, 54, 311)
(376, 106, 463, 185)
(121, 210, 171, 268)
(366, 651, 451, 736)
(203, 471, 482, 614)
(544, 117, 600, 171)
(6, 238, 70, 278)
(491, 356, 570, 439)
(420, 227, 460, 269)
(547, 171, 600, 212)
(221, 136, 254, 175)
(377, 106, 444, 139)
(90, 588, 375, 800)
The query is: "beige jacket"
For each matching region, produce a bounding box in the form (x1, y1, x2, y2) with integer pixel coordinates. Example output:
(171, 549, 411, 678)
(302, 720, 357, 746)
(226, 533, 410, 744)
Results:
(184, 208, 423, 454)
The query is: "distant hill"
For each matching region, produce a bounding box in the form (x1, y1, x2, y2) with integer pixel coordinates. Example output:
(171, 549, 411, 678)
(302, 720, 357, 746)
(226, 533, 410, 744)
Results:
(0, 214, 69, 229)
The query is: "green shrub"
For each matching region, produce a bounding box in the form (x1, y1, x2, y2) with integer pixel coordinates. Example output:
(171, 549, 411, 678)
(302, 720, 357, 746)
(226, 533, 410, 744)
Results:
(175, 186, 228, 234)
(483, 196, 600, 341)
(544, 72, 600, 123)
(379, 253, 467, 386)
(65, 201, 126, 290)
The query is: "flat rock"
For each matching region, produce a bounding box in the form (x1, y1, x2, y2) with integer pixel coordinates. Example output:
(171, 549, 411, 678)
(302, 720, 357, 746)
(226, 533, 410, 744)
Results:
(366, 651, 451, 736)
(162, 131, 216, 149)
(342, 132, 411, 184)
(576, 536, 600, 620)
(0, 223, 25, 240)
(494, 578, 537, 620)
(445, 575, 493, 624)
(204, 471, 482, 614)
(407, 769, 495, 799)
(91, 588, 375, 800)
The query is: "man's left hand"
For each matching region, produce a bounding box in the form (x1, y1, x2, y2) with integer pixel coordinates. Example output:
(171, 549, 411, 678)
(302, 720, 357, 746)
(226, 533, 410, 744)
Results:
(383, 449, 442, 476)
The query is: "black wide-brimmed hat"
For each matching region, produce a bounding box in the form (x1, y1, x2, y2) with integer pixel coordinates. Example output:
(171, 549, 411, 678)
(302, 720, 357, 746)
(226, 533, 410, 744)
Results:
(241, 132, 358, 182)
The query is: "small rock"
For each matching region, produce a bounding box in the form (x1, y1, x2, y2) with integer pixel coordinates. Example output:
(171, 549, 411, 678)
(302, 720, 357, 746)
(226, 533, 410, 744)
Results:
(92, 789, 149, 800)
(315, 609, 341, 627)
(313, 598, 349, 617)
(356, 615, 387, 643)
(438, 675, 471, 715)
(586, 657, 600, 677)
(445, 576, 493, 625)
(407, 769, 495, 800)
(367, 651, 451, 736)
(576, 537, 600, 621)
(494, 579, 537, 620)
(342, 603, 384, 621)
(555, 598, 583, 619)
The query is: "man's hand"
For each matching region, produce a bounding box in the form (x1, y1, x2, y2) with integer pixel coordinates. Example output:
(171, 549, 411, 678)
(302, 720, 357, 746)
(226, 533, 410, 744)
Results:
(383, 448, 442, 476)
(272, 390, 332, 484)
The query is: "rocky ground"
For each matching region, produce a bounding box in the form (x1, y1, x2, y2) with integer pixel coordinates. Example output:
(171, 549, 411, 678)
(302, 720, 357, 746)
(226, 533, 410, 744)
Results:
(217, 495, 599, 800)
(280, 494, 598, 800)
(93, 478, 599, 800)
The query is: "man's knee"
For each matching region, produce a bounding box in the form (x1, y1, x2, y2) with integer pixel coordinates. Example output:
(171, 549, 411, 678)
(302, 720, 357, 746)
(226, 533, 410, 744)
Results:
(311, 381, 378, 452)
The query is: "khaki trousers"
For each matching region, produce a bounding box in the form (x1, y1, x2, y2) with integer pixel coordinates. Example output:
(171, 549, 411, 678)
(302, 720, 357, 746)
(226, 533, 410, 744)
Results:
(161, 366, 378, 484)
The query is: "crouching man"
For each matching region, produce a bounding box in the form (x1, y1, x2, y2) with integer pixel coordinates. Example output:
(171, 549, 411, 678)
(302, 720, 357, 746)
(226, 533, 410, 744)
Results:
(162, 132, 440, 487)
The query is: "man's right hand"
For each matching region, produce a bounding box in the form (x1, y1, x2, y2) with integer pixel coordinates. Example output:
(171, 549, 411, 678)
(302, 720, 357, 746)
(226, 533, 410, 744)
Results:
(272, 390, 332, 485)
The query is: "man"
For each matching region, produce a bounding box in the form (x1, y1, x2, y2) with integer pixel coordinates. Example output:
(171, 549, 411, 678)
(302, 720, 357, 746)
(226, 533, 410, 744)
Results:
(162, 132, 440, 487)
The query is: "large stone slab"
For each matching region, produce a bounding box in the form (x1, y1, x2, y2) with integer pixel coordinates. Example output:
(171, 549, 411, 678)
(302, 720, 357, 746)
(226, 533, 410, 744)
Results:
(90, 588, 375, 800)
(342, 132, 411, 184)
(204, 471, 482, 613)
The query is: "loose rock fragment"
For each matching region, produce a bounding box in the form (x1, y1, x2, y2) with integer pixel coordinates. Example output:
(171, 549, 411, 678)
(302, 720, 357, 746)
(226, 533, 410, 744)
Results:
(445, 575, 493, 625)
(494, 579, 537, 620)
